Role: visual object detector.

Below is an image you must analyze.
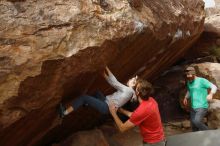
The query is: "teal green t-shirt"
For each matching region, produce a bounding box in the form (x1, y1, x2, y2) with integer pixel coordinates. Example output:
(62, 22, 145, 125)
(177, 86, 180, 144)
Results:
(187, 77, 211, 109)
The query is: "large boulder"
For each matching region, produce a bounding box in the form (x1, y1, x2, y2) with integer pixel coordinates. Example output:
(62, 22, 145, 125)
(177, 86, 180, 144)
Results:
(187, 0, 220, 60)
(205, 0, 220, 16)
(0, 0, 205, 146)
(205, 15, 220, 36)
(204, 14, 220, 62)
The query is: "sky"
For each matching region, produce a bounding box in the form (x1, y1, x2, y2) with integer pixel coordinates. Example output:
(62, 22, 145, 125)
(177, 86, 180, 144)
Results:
(203, 0, 216, 8)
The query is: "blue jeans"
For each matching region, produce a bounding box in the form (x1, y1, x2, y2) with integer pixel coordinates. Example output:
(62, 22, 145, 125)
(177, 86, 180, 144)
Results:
(190, 108, 209, 131)
(72, 91, 109, 114)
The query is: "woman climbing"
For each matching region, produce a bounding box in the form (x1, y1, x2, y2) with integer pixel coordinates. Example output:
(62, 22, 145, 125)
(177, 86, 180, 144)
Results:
(59, 66, 138, 118)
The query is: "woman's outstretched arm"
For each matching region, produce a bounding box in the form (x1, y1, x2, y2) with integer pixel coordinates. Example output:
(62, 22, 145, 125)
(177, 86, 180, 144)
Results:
(103, 66, 125, 91)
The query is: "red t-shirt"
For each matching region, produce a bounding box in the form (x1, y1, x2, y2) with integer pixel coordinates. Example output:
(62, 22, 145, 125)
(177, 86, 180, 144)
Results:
(129, 97, 164, 143)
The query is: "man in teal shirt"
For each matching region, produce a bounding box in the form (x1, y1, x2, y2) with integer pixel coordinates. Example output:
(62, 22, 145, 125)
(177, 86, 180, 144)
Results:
(183, 66, 217, 131)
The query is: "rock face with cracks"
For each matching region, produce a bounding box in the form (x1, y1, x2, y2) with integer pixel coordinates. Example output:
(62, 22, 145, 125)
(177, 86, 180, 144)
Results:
(0, 0, 205, 146)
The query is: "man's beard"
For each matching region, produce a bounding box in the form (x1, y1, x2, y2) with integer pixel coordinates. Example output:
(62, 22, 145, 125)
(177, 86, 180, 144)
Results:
(187, 77, 194, 82)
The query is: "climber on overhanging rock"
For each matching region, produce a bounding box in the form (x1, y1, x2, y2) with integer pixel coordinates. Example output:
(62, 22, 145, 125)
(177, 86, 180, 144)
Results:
(58, 66, 138, 118)
(183, 66, 217, 132)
